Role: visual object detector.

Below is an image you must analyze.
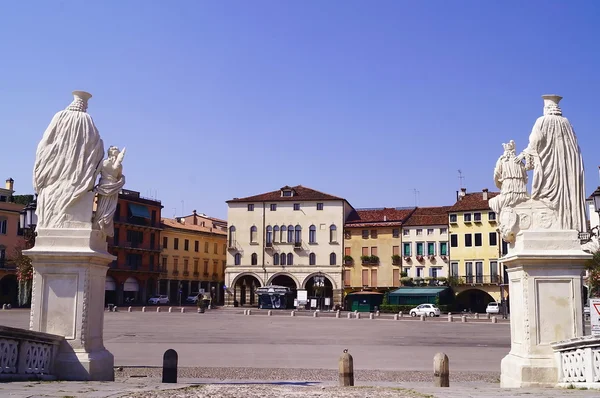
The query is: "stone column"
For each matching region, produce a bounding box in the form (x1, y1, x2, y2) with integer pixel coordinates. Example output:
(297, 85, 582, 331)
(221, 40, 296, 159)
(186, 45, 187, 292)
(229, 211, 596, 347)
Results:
(500, 230, 590, 388)
(188, 280, 192, 295)
(25, 228, 115, 381)
(166, 279, 171, 299)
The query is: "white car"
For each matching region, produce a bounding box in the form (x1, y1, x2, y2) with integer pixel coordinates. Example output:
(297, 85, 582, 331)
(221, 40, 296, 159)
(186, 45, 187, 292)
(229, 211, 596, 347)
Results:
(486, 302, 500, 314)
(148, 295, 169, 305)
(186, 293, 200, 304)
(409, 304, 441, 317)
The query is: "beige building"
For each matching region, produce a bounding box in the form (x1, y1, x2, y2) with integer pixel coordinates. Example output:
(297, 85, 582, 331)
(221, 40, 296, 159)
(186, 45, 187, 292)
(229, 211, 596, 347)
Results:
(225, 185, 354, 307)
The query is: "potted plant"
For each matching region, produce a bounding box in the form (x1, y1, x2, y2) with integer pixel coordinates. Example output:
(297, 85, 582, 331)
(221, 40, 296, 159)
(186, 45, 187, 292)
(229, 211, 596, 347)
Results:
(416, 255, 424, 262)
(400, 271, 408, 278)
(360, 255, 371, 264)
(343, 255, 354, 265)
(400, 276, 413, 286)
(370, 255, 380, 264)
(437, 277, 447, 285)
(391, 254, 401, 265)
(414, 277, 424, 286)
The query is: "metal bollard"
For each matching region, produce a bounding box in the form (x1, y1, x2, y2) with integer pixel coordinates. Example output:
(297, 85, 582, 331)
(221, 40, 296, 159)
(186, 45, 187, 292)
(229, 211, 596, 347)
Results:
(433, 352, 450, 387)
(291, 310, 295, 317)
(180, 307, 185, 313)
(461, 315, 467, 323)
(420, 315, 426, 321)
(369, 313, 374, 320)
(268, 310, 272, 316)
(157, 307, 161, 313)
(448, 314, 453, 322)
(142, 307, 146, 312)
(394, 314, 399, 320)
(128, 306, 132, 312)
(162, 349, 178, 383)
(313, 311, 319, 318)
(338, 349, 354, 387)
(168, 307, 173, 313)
(491, 316, 497, 324)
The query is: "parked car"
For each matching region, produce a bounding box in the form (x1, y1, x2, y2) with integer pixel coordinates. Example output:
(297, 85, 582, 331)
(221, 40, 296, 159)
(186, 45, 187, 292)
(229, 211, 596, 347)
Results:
(486, 302, 500, 314)
(186, 293, 200, 304)
(409, 304, 441, 317)
(148, 295, 169, 305)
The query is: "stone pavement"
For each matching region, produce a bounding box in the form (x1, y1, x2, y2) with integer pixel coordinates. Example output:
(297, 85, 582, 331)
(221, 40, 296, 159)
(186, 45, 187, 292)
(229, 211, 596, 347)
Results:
(0, 379, 597, 398)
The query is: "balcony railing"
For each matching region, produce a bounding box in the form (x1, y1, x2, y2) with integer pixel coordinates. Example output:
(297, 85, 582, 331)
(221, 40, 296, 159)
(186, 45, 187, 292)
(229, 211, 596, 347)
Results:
(193, 271, 199, 277)
(110, 241, 161, 252)
(114, 215, 160, 229)
(227, 240, 237, 250)
(183, 271, 189, 276)
(454, 275, 502, 285)
(294, 241, 302, 248)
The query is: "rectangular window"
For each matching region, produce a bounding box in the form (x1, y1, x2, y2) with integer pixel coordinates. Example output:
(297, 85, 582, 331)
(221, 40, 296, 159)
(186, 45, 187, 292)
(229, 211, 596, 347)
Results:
(488, 211, 497, 221)
(205, 242, 209, 253)
(213, 260, 218, 275)
(173, 258, 179, 271)
(450, 262, 459, 277)
(474, 233, 482, 247)
(184, 259, 189, 272)
(431, 267, 439, 277)
(465, 234, 472, 247)
(270, 204, 277, 211)
(247, 204, 254, 211)
(194, 259, 199, 273)
(184, 239, 189, 251)
(344, 270, 351, 287)
(362, 247, 369, 256)
(403, 229, 410, 236)
(475, 261, 483, 283)
(371, 247, 378, 256)
(392, 228, 400, 238)
(392, 246, 399, 256)
(282, 190, 292, 197)
(371, 269, 377, 288)
(151, 210, 157, 226)
(162, 257, 167, 271)
(427, 228, 434, 236)
(344, 247, 351, 256)
(440, 242, 448, 256)
(464, 213, 472, 222)
(214, 243, 218, 254)
(293, 203, 300, 211)
(403, 267, 411, 277)
(344, 230, 351, 239)
(416, 267, 423, 278)
(203, 261, 209, 275)
(440, 228, 447, 235)
(416, 242, 424, 256)
(427, 242, 435, 256)
(393, 269, 400, 287)
(150, 233, 156, 249)
(474, 212, 482, 222)
(416, 229, 423, 236)
(317, 203, 324, 210)
(489, 232, 497, 246)
(195, 240, 199, 252)
(362, 230, 369, 239)
(309, 228, 316, 243)
(371, 230, 377, 238)
(362, 269, 369, 286)
(450, 234, 458, 247)
(403, 243, 411, 256)
(449, 214, 457, 223)
(490, 261, 499, 282)
(465, 261, 473, 283)
(174, 238, 179, 250)
(502, 240, 509, 256)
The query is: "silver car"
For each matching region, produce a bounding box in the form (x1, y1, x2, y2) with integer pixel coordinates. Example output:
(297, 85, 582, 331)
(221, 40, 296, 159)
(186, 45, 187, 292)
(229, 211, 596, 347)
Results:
(410, 304, 441, 317)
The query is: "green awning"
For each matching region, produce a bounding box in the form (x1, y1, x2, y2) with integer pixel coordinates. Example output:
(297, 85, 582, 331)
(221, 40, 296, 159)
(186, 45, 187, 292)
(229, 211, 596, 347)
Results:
(128, 203, 150, 219)
(388, 287, 448, 296)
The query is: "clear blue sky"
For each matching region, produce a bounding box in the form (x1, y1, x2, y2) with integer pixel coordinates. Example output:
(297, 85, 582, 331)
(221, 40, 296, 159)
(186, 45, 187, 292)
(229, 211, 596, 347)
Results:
(1, 1, 599, 220)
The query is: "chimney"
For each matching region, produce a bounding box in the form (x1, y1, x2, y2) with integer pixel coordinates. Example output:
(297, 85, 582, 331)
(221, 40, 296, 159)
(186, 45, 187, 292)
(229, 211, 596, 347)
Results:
(458, 188, 467, 201)
(5, 178, 14, 192)
(482, 188, 489, 201)
(384, 215, 387, 222)
(193, 209, 198, 225)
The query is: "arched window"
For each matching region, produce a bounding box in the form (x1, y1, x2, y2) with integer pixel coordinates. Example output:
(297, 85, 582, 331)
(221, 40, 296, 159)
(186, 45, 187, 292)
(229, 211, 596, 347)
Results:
(251, 253, 258, 265)
(330, 252, 337, 265)
(287, 225, 294, 243)
(309, 253, 316, 265)
(309, 225, 316, 244)
(273, 226, 280, 243)
(273, 253, 279, 266)
(266, 226, 272, 244)
(287, 253, 293, 265)
(330, 224, 337, 243)
(229, 226, 236, 245)
(234, 253, 241, 265)
(294, 225, 302, 243)
(250, 226, 257, 243)
(280, 252, 286, 266)
(280, 226, 287, 243)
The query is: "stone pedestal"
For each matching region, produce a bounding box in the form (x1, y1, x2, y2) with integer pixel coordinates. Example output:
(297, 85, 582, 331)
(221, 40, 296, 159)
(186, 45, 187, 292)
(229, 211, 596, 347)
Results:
(25, 228, 115, 381)
(500, 230, 590, 388)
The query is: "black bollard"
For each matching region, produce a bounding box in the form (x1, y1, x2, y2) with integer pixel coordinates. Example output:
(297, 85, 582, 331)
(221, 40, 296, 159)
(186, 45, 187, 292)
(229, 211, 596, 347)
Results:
(162, 349, 178, 383)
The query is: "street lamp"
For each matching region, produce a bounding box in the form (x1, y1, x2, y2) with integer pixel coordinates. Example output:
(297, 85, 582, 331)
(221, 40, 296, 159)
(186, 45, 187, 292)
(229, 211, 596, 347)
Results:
(19, 196, 37, 248)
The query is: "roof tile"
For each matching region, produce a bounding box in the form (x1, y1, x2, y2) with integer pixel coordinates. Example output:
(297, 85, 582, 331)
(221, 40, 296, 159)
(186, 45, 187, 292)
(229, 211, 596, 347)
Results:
(448, 191, 499, 212)
(403, 206, 453, 226)
(227, 185, 344, 203)
(345, 207, 416, 227)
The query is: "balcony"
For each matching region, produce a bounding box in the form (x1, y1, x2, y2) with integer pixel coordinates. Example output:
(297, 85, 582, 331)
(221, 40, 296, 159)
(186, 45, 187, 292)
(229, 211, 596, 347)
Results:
(227, 240, 238, 251)
(294, 241, 302, 249)
(183, 271, 190, 277)
(114, 215, 161, 230)
(110, 241, 161, 253)
(451, 275, 502, 285)
(193, 271, 199, 277)
(361, 256, 380, 265)
(391, 256, 401, 266)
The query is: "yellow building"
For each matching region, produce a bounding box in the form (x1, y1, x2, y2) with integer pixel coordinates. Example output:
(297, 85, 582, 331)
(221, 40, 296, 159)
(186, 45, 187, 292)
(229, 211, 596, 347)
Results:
(448, 188, 506, 312)
(343, 208, 416, 294)
(160, 210, 227, 305)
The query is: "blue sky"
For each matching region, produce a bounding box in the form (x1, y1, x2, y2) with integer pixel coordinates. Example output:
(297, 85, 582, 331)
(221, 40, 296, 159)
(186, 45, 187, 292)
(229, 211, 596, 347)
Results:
(1, 1, 599, 219)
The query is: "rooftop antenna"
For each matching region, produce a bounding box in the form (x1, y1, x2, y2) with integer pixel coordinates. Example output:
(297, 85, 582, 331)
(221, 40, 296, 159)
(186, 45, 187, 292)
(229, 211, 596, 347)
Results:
(172, 207, 177, 218)
(458, 169, 465, 189)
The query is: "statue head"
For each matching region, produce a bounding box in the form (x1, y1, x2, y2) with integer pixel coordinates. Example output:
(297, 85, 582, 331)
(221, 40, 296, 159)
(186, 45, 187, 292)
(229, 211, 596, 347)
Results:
(108, 146, 119, 158)
(502, 140, 516, 156)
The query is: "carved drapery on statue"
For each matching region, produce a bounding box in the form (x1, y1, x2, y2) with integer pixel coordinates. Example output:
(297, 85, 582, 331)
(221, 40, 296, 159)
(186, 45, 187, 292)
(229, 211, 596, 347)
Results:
(33, 91, 104, 229)
(493, 95, 587, 243)
(93, 147, 126, 238)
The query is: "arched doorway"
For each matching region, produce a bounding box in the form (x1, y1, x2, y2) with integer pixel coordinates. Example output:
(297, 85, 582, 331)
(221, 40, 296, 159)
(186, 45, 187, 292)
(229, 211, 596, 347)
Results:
(105, 276, 117, 306)
(455, 289, 495, 313)
(269, 274, 298, 298)
(233, 274, 261, 307)
(304, 273, 334, 310)
(123, 277, 140, 304)
(0, 274, 18, 307)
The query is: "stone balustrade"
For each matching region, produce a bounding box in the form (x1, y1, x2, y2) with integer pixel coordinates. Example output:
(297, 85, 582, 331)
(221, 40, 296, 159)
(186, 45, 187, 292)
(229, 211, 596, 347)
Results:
(551, 335, 600, 388)
(0, 326, 64, 381)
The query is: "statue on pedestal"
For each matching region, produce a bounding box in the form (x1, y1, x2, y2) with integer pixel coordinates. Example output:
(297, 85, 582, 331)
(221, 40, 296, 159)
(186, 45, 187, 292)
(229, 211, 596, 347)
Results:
(93, 146, 126, 238)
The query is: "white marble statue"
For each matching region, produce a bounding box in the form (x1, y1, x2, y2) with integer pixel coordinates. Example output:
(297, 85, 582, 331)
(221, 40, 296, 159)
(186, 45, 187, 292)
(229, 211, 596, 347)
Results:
(93, 146, 126, 238)
(33, 91, 105, 229)
(515, 95, 587, 232)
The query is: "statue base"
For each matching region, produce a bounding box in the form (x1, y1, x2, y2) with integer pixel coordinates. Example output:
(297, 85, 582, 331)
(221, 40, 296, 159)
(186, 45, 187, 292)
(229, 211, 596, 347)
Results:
(500, 230, 589, 388)
(24, 228, 115, 381)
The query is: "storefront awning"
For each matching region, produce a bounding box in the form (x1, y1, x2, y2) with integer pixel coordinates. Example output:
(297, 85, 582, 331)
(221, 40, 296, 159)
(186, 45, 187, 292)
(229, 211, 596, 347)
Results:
(388, 287, 448, 296)
(124, 277, 139, 292)
(128, 203, 150, 219)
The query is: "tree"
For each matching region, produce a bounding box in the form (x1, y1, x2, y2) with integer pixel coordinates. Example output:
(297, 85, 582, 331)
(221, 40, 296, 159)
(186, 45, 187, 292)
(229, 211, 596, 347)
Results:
(585, 250, 600, 298)
(13, 242, 33, 306)
(11, 194, 34, 206)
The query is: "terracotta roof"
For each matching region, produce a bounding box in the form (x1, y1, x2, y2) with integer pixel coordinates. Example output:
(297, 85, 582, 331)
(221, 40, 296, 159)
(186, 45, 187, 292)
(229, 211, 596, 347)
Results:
(344, 207, 416, 228)
(161, 218, 227, 236)
(403, 206, 453, 226)
(227, 185, 345, 203)
(448, 191, 499, 212)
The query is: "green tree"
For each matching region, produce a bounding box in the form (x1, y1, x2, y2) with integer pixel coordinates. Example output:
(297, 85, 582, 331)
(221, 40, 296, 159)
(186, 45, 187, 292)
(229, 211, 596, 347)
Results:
(11, 194, 34, 206)
(13, 242, 33, 306)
